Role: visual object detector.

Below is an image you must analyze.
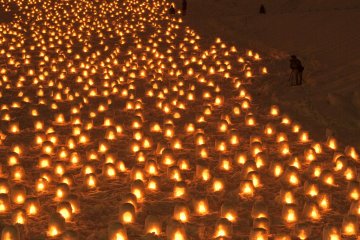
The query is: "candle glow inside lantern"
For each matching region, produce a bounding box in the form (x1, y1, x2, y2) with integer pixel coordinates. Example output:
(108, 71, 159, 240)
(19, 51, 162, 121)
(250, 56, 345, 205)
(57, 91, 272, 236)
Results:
(322, 224, 340, 240)
(213, 218, 232, 238)
(10, 184, 26, 204)
(239, 180, 255, 198)
(253, 218, 270, 233)
(12, 209, 26, 224)
(249, 228, 268, 240)
(282, 204, 298, 225)
(195, 164, 211, 181)
(293, 223, 312, 240)
(342, 215, 358, 236)
(251, 201, 268, 219)
(282, 167, 300, 187)
(55, 183, 70, 200)
(119, 203, 136, 224)
(1, 225, 21, 240)
(57, 201, 73, 221)
(193, 198, 209, 216)
(144, 215, 162, 235)
(0, 194, 10, 214)
(173, 203, 190, 223)
(220, 203, 237, 222)
(25, 197, 40, 216)
(108, 222, 128, 240)
(131, 180, 145, 202)
(166, 220, 187, 240)
(302, 201, 321, 221)
(47, 213, 66, 237)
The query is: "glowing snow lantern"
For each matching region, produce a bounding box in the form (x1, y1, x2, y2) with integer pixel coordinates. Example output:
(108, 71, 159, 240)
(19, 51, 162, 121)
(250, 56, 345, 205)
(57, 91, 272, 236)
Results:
(264, 123, 275, 136)
(173, 203, 190, 223)
(251, 201, 268, 219)
(282, 167, 300, 187)
(0, 180, 9, 194)
(342, 215, 358, 236)
(249, 228, 268, 240)
(193, 198, 209, 216)
(147, 176, 160, 191)
(293, 223, 312, 240)
(10, 165, 25, 181)
(213, 218, 232, 238)
(36, 178, 48, 192)
(107, 222, 128, 240)
(173, 181, 187, 198)
(235, 152, 248, 165)
(212, 178, 225, 192)
(0, 194, 10, 214)
(144, 215, 162, 235)
(334, 156, 347, 172)
(239, 180, 255, 198)
(345, 146, 359, 160)
(62, 230, 79, 240)
(166, 220, 187, 240)
(130, 166, 145, 181)
(177, 159, 190, 171)
(85, 173, 98, 189)
(65, 194, 80, 214)
(302, 201, 321, 221)
(304, 148, 316, 163)
(103, 163, 117, 179)
(322, 224, 340, 240)
(195, 164, 211, 181)
(47, 213, 66, 237)
(1, 225, 21, 240)
(57, 201, 73, 222)
(347, 181, 360, 201)
(253, 218, 270, 233)
(269, 160, 283, 178)
(304, 181, 319, 198)
(349, 200, 360, 216)
(8, 122, 20, 134)
(299, 131, 309, 143)
(320, 170, 335, 186)
(280, 188, 296, 204)
(55, 183, 70, 200)
(25, 197, 40, 216)
(282, 204, 298, 225)
(167, 165, 182, 181)
(326, 136, 337, 150)
(10, 184, 26, 204)
(131, 180, 145, 202)
(317, 193, 331, 211)
(247, 171, 262, 188)
(119, 203, 136, 224)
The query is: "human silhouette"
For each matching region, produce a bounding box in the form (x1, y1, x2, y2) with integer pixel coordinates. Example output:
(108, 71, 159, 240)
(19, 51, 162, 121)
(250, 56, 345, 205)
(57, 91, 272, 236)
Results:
(259, 4, 266, 14)
(182, 0, 187, 15)
(289, 55, 304, 86)
(168, 4, 175, 15)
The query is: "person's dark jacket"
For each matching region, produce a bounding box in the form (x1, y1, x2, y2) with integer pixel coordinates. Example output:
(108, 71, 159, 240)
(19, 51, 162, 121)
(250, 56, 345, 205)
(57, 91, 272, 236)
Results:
(290, 58, 304, 72)
(169, 6, 175, 14)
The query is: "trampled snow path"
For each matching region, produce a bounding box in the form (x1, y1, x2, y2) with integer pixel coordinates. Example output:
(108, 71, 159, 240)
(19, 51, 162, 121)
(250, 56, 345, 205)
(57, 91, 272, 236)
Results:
(0, 0, 359, 239)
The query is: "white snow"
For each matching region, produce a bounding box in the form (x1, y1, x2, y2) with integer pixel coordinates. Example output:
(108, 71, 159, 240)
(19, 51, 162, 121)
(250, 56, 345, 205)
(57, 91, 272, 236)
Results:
(179, 0, 360, 148)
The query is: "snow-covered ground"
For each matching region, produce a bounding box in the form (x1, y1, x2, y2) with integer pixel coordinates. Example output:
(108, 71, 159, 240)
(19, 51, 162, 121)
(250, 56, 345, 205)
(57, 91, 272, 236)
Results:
(180, 0, 360, 149)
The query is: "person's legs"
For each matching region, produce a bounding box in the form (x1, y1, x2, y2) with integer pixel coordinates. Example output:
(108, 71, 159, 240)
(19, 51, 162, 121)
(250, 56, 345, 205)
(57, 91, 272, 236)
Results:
(298, 71, 303, 85)
(289, 71, 295, 86)
(295, 71, 301, 85)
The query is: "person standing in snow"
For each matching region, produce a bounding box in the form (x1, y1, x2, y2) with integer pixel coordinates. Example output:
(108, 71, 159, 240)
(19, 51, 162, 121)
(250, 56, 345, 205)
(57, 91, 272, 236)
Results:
(289, 55, 304, 86)
(168, 3, 176, 15)
(259, 4, 266, 14)
(182, 0, 187, 15)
